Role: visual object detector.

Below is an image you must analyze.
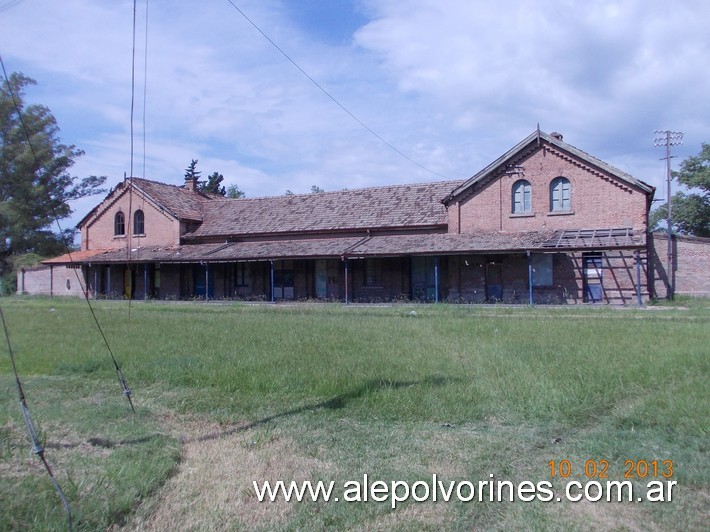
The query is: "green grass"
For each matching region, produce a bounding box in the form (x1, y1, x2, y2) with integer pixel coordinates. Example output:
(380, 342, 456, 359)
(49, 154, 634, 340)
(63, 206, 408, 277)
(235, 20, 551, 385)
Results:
(0, 297, 708, 530)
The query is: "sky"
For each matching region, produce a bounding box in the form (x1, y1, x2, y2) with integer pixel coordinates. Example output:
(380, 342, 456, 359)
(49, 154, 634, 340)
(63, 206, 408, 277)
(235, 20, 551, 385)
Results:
(0, 0, 708, 230)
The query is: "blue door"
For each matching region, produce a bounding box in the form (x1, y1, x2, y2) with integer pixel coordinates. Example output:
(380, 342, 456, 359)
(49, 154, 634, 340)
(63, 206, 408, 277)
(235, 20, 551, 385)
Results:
(411, 256, 437, 301)
(583, 255, 603, 303)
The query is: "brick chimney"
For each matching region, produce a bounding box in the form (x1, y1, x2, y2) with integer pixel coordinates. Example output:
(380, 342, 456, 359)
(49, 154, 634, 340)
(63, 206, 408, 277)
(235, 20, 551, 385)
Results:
(185, 175, 198, 192)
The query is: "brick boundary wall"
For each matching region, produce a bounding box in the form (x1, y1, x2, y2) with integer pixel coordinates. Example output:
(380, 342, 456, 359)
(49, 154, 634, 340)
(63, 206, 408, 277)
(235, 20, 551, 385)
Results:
(16, 265, 88, 298)
(649, 232, 710, 298)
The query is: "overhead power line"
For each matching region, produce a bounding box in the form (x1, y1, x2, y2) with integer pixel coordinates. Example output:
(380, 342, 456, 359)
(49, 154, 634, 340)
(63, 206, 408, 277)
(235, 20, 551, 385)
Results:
(0, 55, 135, 413)
(224, 0, 450, 180)
(0, 306, 73, 530)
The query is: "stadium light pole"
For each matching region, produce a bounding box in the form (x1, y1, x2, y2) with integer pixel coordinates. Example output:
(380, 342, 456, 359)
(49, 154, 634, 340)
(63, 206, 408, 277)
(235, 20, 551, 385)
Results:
(654, 130, 683, 300)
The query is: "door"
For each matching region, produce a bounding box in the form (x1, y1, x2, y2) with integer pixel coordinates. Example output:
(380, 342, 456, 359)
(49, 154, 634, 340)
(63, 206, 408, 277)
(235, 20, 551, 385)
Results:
(102, 266, 111, 295)
(273, 260, 295, 300)
(326, 260, 340, 299)
(123, 267, 134, 299)
(411, 256, 437, 301)
(485, 262, 503, 301)
(194, 264, 214, 298)
(315, 260, 327, 298)
(583, 254, 604, 303)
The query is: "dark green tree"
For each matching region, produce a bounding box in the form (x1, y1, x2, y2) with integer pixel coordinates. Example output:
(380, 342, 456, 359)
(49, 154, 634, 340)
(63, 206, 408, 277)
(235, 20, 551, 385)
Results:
(1, 72, 106, 288)
(200, 171, 226, 196)
(310, 185, 324, 193)
(650, 143, 710, 237)
(184, 159, 201, 183)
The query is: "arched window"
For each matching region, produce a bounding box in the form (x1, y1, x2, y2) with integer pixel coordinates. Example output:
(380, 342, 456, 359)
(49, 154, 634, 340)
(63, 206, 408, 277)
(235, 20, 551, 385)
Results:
(133, 209, 145, 235)
(114, 211, 125, 235)
(512, 179, 532, 213)
(550, 177, 571, 211)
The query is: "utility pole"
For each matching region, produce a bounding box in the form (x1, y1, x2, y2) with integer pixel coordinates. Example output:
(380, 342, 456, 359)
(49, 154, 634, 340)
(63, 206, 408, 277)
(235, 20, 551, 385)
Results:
(654, 130, 683, 300)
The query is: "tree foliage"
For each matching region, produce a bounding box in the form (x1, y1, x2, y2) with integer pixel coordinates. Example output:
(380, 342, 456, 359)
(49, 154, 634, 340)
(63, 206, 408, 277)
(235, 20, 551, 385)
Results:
(649, 143, 710, 237)
(673, 143, 710, 193)
(0, 72, 106, 276)
(186, 162, 245, 198)
(225, 183, 245, 198)
(184, 159, 201, 182)
(310, 185, 324, 193)
(201, 171, 226, 196)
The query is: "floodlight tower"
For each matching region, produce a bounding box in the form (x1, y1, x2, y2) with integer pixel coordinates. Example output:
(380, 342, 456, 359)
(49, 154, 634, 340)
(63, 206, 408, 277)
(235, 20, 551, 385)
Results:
(654, 130, 684, 299)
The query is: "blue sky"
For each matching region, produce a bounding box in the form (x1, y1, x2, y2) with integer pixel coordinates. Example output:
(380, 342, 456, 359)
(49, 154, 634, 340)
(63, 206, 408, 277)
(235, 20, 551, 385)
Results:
(1, 0, 708, 229)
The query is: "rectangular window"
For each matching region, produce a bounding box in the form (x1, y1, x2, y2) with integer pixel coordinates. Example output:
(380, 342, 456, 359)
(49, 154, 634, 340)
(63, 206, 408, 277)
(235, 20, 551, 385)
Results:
(551, 178, 571, 211)
(531, 254, 553, 287)
(512, 180, 532, 213)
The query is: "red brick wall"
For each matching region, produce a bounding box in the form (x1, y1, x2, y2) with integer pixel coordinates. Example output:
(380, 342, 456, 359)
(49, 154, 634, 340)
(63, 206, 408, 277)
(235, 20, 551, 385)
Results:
(17, 265, 88, 297)
(446, 250, 649, 304)
(453, 146, 648, 234)
(649, 233, 710, 298)
(81, 187, 181, 250)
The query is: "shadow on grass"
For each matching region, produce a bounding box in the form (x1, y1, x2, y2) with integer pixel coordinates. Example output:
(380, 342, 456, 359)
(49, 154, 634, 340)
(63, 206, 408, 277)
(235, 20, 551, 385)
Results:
(190, 375, 460, 443)
(40, 376, 459, 449)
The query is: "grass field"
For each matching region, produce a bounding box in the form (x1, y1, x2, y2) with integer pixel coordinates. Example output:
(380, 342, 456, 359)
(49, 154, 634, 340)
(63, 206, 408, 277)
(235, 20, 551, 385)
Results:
(0, 297, 708, 530)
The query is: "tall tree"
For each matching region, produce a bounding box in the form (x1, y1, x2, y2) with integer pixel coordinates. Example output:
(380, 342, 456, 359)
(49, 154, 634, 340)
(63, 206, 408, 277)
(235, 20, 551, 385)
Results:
(200, 171, 226, 196)
(650, 143, 710, 237)
(0, 72, 106, 282)
(184, 159, 201, 183)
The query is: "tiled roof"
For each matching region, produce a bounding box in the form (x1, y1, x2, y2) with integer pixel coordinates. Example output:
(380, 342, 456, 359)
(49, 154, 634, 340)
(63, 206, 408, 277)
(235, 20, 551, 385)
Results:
(52, 228, 644, 265)
(51, 238, 365, 264)
(349, 232, 556, 256)
(349, 229, 644, 256)
(42, 248, 116, 264)
(185, 180, 464, 238)
(131, 178, 208, 221)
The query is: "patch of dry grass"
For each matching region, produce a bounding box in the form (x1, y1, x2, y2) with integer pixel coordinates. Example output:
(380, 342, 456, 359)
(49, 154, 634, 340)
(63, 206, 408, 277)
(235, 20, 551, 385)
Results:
(131, 429, 335, 530)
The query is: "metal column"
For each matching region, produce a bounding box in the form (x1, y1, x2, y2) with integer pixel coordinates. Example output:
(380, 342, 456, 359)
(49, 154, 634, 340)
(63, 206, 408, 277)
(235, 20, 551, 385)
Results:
(527, 251, 533, 305)
(635, 251, 643, 307)
(270, 260, 275, 303)
(204, 263, 209, 301)
(344, 258, 349, 304)
(434, 256, 439, 303)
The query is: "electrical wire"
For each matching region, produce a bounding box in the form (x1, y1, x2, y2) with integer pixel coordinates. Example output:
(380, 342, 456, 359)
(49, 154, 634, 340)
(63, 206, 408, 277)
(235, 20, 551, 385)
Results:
(0, 55, 135, 413)
(126, 0, 138, 318)
(0, 0, 23, 14)
(224, 0, 451, 181)
(0, 305, 73, 530)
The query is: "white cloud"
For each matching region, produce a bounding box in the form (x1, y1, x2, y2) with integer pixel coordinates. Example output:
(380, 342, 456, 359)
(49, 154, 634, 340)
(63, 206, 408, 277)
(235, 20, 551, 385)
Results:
(1, 0, 708, 231)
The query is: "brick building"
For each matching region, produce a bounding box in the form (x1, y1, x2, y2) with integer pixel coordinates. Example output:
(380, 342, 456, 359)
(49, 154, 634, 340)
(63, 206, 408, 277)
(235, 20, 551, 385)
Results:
(22, 129, 706, 303)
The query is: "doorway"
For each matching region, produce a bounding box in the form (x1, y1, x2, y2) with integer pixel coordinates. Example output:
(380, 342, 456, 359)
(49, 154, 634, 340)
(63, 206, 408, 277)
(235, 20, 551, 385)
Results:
(583, 253, 604, 303)
(485, 261, 503, 301)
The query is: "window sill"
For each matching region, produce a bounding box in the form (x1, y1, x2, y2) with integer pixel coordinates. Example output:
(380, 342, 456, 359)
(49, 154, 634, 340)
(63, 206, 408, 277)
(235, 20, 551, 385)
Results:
(133, 233, 146, 238)
(113, 235, 126, 239)
(510, 212, 535, 218)
(548, 210, 575, 216)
